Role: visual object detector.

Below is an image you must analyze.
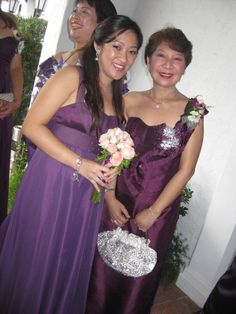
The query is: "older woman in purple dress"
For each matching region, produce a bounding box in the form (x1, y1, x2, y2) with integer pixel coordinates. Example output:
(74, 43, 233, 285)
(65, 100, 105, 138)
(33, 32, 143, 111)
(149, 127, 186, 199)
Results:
(86, 27, 208, 314)
(27, 0, 117, 161)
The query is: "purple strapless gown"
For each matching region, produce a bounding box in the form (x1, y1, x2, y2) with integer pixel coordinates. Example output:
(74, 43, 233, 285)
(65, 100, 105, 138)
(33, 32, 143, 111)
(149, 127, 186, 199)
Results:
(0, 67, 119, 314)
(0, 36, 18, 223)
(86, 98, 208, 314)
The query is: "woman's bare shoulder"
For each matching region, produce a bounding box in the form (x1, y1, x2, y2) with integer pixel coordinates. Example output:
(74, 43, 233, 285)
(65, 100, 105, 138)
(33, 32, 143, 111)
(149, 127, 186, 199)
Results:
(124, 91, 147, 103)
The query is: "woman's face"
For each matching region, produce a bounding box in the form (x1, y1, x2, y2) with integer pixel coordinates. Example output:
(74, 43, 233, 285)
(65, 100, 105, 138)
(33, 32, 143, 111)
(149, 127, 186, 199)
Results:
(95, 30, 139, 84)
(69, 1, 98, 46)
(147, 41, 186, 88)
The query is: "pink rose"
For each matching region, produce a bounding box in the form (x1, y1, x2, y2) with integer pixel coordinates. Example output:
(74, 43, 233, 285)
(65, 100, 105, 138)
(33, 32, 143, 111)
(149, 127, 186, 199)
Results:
(99, 138, 110, 149)
(110, 136, 118, 144)
(122, 147, 135, 160)
(99, 133, 108, 143)
(110, 151, 123, 167)
(106, 143, 117, 154)
(117, 142, 125, 150)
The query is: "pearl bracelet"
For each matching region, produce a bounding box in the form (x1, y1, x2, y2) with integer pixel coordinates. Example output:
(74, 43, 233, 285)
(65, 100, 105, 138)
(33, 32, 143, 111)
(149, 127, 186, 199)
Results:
(72, 155, 83, 182)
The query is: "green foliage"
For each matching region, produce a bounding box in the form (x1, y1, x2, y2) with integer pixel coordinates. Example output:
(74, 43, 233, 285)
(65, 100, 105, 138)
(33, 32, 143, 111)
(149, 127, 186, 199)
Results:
(161, 186, 193, 284)
(161, 233, 189, 284)
(8, 141, 28, 211)
(14, 16, 47, 125)
(179, 186, 193, 217)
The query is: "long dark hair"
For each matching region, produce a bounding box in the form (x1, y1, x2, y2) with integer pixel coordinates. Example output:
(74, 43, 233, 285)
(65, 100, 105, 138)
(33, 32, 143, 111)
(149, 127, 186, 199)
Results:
(82, 15, 143, 130)
(0, 8, 17, 29)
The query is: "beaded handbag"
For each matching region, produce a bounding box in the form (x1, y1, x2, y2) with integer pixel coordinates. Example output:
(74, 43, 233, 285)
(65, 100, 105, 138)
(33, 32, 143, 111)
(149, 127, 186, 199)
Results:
(97, 227, 157, 277)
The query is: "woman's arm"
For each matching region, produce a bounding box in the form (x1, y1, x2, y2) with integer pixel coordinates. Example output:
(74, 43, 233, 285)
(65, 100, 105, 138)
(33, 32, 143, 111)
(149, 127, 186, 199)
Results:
(104, 178, 130, 226)
(0, 53, 23, 118)
(10, 53, 23, 109)
(23, 66, 112, 191)
(135, 119, 205, 231)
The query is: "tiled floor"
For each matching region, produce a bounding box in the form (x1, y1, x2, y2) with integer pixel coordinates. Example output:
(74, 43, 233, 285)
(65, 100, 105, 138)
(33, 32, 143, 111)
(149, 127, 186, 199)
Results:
(150, 283, 201, 314)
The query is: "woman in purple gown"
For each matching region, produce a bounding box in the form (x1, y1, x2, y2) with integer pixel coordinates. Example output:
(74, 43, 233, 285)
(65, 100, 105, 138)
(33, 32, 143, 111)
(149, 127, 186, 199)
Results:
(0, 8, 23, 223)
(27, 0, 117, 161)
(0, 15, 143, 314)
(86, 27, 208, 314)
(196, 255, 236, 314)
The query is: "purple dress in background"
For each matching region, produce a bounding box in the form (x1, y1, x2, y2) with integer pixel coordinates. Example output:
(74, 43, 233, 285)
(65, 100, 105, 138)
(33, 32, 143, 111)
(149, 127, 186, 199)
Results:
(0, 36, 18, 223)
(86, 98, 208, 314)
(0, 67, 119, 314)
(201, 255, 236, 314)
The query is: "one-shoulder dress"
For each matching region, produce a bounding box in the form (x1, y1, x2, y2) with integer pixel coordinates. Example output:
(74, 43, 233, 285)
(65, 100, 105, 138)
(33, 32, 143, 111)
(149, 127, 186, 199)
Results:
(0, 67, 119, 314)
(86, 98, 208, 314)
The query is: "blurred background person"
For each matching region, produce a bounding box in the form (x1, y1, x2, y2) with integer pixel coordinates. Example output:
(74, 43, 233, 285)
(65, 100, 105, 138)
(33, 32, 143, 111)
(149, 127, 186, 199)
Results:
(27, 0, 117, 161)
(0, 4, 23, 223)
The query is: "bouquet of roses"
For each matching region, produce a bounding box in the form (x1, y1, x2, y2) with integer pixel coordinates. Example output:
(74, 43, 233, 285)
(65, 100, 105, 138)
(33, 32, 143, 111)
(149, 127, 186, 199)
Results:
(91, 127, 136, 204)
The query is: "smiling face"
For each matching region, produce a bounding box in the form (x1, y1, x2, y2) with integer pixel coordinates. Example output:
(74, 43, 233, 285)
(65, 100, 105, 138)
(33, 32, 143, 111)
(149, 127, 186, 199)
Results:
(147, 41, 186, 88)
(95, 30, 139, 84)
(68, 1, 98, 47)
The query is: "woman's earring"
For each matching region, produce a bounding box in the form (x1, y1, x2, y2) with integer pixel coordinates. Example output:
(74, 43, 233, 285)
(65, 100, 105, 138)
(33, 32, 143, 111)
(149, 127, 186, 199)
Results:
(95, 52, 99, 61)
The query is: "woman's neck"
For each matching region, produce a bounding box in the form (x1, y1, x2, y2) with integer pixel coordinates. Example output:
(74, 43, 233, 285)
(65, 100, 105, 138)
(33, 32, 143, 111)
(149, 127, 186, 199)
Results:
(150, 86, 179, 100)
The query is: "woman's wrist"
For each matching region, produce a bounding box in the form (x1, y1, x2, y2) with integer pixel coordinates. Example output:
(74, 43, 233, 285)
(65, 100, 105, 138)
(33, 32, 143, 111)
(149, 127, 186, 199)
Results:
(148, 205, 160, 219)
(72, 155, 83, 181)
(104, 187, 115, 193)
(12, 99, 21, 111)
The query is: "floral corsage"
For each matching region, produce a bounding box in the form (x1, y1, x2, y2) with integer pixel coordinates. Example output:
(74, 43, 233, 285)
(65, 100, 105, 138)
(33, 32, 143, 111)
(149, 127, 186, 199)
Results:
(181, 96, 208, 129)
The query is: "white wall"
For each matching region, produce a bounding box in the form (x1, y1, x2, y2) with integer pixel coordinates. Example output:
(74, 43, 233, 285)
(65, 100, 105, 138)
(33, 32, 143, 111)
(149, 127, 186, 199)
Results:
(39, 0, 74, 63)
(113, 0, 139, 17)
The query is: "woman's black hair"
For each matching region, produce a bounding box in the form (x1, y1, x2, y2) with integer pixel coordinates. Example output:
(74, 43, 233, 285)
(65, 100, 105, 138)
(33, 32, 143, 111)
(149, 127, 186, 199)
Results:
(74, 0, 117, 22)
(0, 8, 17, 29)
(144, 27, 192, 67)
(82, 14, 143, 131)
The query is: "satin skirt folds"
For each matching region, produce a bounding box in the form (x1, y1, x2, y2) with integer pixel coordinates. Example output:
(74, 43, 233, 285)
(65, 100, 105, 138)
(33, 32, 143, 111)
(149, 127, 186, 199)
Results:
(0, 145, 105, 314)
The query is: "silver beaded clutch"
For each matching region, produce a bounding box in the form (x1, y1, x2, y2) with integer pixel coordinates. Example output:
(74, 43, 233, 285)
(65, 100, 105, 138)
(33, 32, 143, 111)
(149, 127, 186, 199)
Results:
(97, 227, 157, 277)
(0, 93, 14, 102)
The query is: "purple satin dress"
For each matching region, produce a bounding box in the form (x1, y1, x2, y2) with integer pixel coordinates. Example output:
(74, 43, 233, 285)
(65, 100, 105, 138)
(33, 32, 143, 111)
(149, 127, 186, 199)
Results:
(201, 255, 236, 314)
(86, 98, 208, 314)
(0, 67, 119, 314)
(0, 36, 18, 223)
